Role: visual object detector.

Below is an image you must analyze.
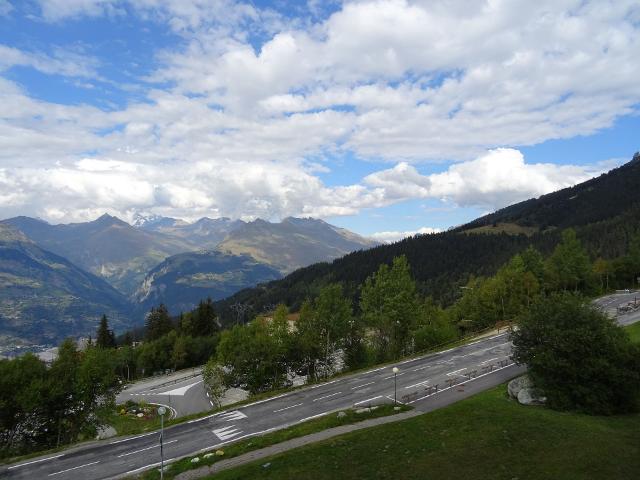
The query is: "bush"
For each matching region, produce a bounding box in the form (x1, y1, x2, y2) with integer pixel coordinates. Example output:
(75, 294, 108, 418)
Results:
(512, 293, 640, 415)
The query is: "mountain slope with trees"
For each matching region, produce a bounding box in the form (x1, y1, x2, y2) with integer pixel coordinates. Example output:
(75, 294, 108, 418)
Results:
(217, 217, 379, 273)
(214, 153, 640, 324)
(133, 250, 282, 315)
(0, 224, 131, 348)
(1, 214, 193, 295)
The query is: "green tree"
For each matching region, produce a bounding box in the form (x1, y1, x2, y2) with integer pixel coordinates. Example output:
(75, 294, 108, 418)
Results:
(314, 284, 352, 375)
(202, 358, 226, 407)
(412, 299, 458, 351)
(217, 320, 284, 394)
(295, 300, 322, 381)
(95, 314, 116, 349)
(0, 353, 48, 454)
(360, 256, 419, 360)
(593, 258, 613, 291)
(512, 293, 640, 415)
(145, 304, 174, 341)
(545, 229, 592, 292)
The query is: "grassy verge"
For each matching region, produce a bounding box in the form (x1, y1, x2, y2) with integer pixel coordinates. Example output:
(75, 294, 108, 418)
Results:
(136, 404, 411, 479)
(625, 321, 640, 343)
(203, 385, 640, 480)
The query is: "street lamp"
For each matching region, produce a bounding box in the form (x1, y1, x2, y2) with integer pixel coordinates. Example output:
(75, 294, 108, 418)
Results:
(392, 367, 399, 405)
(158, 406, 166, 480)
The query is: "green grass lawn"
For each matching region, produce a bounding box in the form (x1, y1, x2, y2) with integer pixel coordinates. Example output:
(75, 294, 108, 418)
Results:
(625, 321, 640, 343)
(206, 385, 640, 480)
(137, 404, 411, 480)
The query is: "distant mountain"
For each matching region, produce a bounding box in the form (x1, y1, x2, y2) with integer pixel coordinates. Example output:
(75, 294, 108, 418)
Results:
(133, 250, 282, 314)
(0, 224, 131, 349)
(1, 214, 193, 295)
(212, 153, 640, 324)
(137, 216, 246, 250)
(217, 217, 379, 273)
(132, 213, 188, 229)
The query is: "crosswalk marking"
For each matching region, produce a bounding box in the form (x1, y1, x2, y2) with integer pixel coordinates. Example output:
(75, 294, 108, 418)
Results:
(212, 425, 243, 441)
(216, 410, 248, 422)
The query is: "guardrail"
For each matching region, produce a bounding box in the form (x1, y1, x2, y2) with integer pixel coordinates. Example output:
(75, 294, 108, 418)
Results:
(399, 358, 515, 405)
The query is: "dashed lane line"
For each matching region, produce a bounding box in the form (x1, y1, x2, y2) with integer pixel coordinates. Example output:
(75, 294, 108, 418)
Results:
(383, 372, 407, 380)
(117, 440, 178, 458)
(273, 403, 303, 413)
(351, 381, 375, 390)
(48, 461, 100, 476)
(313, 392, 343, 402)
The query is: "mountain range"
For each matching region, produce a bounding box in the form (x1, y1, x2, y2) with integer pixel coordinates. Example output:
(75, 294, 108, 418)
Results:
(212, 153, 640, 325)
(0, 223, 131, 348)
(0, 215, 377, 349)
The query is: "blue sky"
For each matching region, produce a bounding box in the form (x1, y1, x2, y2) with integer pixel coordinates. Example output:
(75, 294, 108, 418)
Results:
(0, 0, 638, 241)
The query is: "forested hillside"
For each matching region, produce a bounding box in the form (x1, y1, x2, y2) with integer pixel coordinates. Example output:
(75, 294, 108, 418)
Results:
(0, 224, 131, 347)
(214, 153, 640, 324)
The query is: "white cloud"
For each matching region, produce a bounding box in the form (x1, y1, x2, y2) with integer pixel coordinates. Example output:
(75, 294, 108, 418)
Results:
(0, 0, 638, 225)
(0, 45, 99, 78)
(364, 148, 607, 211)
(369, 227, 441, 243)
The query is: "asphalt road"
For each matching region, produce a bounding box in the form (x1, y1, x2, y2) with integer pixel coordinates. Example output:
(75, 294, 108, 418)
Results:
(593, 290, 640, 326)
(117, 372, 210, 418)
(3, 332, 517, 480)
(4, 294, 637, 480)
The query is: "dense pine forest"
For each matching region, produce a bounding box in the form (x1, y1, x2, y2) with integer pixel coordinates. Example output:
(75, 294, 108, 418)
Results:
(213, 153, 640, 325)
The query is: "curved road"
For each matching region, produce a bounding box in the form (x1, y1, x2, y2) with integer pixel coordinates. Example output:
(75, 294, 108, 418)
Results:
(3, 292, 637, 480)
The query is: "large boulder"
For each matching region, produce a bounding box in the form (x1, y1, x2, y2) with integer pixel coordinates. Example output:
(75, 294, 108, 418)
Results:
(507, 375, 532, 399)
(517, 387, 547, 406)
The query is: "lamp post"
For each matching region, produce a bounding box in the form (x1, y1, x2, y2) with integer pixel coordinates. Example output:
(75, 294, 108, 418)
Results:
(392, 367, 399, 405)
(158, 406, 166, 480)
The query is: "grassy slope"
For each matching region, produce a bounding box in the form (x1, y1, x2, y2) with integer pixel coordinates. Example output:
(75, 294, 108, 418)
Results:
(138, 405, 410, 480)
(626, 321, 640, 343)
(207, 324, 640, 480)
(208, 385, 640, 480)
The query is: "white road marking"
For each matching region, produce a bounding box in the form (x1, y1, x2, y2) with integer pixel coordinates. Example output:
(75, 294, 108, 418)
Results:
(446, 368, 466, 376)
(109, 432, 157, 445)
(313, 391, 342, 402)
(187, 413, 216, 424)
(385, 395, 405, 404)
(155, 380, 203, 396)
(412, 365, 430, 371)
(309, 379, 340, 389)
(273, 402, 303, 413)
(351, 381, 375, 390)
(354, 395, 382, 405)
(405, 379, 430, 389)
(48, 461, 100, 476)
(209, 400, 214, 406)
(383, 372, 407, 379)
(8, 454, 65, 469)
(213, 426, 243, 441)
(217, 410, 248, 421)
(117, 440, 178, 457)
(480, 357, 499, 365)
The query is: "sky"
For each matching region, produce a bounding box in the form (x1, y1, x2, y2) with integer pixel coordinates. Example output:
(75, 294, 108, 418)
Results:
(0, 0, 638, 242)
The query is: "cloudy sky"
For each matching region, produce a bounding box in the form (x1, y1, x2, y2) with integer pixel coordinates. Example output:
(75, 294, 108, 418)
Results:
(0, 0, 638, 241)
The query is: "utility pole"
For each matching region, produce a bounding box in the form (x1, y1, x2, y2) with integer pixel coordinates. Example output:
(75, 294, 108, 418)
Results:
(392, 367, 399, 405)
(158, 406, 166, 480)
